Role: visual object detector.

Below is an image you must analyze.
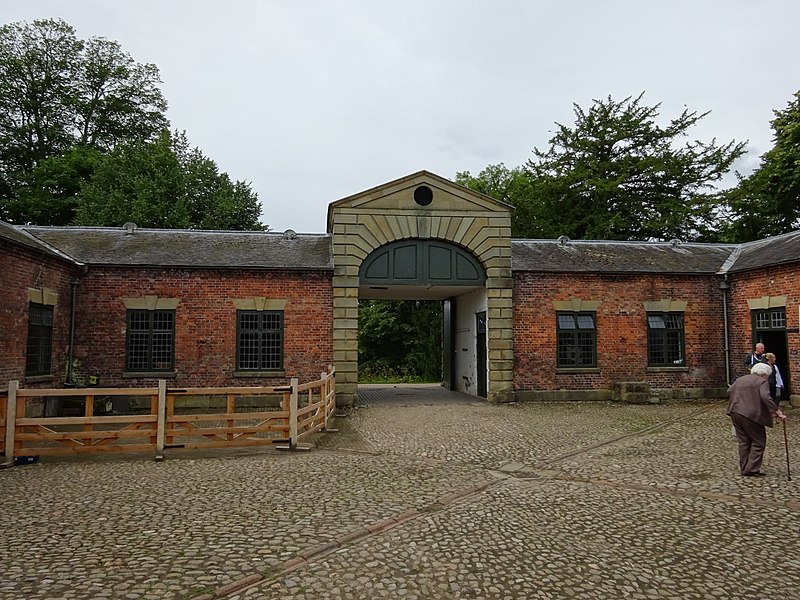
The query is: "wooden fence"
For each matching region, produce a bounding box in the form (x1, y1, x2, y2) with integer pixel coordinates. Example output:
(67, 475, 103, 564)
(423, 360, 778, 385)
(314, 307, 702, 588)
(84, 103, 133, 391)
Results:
(1, 367, 335, 466)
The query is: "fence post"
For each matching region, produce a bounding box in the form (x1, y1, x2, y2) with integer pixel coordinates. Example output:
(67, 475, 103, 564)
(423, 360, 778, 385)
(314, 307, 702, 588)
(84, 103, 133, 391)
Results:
(288, 378, 299, 449)
(321, 371, 328, 430)
(329, 366, 337, 416)
(2, 381, 19, 468)
(155, 380, 166, 461)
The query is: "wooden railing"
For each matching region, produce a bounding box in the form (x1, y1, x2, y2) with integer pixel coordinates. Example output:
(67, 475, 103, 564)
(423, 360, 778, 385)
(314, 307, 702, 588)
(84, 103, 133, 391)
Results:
(1, 367, 335, 465)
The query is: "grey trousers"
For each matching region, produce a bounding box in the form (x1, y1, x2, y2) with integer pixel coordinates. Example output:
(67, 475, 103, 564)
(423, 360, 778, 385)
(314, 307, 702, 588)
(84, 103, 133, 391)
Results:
(730, 412, 767, 475)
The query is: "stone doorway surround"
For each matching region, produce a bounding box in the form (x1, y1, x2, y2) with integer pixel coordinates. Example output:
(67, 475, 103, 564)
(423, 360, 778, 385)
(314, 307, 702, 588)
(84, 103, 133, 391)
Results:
(327, 171, 514, 407)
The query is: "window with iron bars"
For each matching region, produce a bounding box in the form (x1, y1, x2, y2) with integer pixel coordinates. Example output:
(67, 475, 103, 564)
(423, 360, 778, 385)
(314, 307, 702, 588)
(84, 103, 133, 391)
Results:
(237, 310, 284, 370)
(26, 303, 54, 376)
(125, 309, 175, 371)
(557, 312, 597, 367)
(647, 312, 685, 366)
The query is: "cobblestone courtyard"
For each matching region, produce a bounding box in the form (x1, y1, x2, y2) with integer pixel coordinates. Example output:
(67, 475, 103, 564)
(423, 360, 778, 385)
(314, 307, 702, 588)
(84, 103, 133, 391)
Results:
(2, 387, 798, 599)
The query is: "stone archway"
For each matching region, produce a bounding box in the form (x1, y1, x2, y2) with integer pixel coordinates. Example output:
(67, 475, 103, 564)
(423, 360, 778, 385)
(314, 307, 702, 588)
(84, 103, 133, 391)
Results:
(327, 171, 514, 407)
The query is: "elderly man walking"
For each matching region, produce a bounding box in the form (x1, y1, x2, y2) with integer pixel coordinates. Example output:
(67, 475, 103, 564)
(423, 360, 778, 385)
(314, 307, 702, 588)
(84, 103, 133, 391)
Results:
(727, 362, 787, 477)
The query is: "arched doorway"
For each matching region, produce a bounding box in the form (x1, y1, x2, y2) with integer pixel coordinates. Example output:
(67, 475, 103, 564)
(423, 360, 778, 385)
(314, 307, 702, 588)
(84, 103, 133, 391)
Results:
(327, 170, 514, 407)
(359, 238, 487, 395)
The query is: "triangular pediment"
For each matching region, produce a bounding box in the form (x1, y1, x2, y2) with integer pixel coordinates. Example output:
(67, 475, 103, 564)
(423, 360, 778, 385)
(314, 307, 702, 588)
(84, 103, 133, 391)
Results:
(327, 170, 512, 233)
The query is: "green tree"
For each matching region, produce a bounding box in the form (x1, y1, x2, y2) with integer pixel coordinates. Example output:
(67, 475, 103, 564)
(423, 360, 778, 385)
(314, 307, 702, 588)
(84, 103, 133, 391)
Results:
(358, 300, 442, 382)
(459, 94, 746, 241)
(455, 164, 541, 238)
(0, 18, 168, 223)
(12, 145, 102, 225)
(74, 130, 265, 230)
(720, 90, 800, 242)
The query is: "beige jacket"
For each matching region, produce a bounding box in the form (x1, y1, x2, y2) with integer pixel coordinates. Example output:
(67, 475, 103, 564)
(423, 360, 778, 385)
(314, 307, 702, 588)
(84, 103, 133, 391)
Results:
(726, 373, 778, 428)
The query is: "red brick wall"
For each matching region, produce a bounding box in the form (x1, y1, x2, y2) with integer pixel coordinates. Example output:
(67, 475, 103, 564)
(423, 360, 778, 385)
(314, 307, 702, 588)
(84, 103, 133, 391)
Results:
(726, 265, 800, 393)
(71, 268, 333, 388)
(1, 241, 80, 389)
(513, 272, 727, 393)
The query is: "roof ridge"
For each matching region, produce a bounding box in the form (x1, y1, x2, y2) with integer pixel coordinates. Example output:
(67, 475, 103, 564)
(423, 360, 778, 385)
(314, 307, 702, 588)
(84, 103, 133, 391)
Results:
(511, 238, 736, 247)
(24, 225, 328, 237)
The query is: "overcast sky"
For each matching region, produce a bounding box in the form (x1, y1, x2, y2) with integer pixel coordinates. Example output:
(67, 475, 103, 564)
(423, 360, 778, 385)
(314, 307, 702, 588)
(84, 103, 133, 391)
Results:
(4, 1, 799, 233)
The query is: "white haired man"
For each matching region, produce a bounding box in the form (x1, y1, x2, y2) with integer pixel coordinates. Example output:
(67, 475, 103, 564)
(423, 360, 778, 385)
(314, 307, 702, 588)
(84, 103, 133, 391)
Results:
(743, 342, 766, 368)
(727, 361, 787, 477)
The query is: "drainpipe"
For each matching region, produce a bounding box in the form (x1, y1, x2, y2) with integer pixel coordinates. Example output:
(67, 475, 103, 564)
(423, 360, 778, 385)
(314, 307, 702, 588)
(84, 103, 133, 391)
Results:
(719, 275, 731, 385)
(65, 278, 79, 385)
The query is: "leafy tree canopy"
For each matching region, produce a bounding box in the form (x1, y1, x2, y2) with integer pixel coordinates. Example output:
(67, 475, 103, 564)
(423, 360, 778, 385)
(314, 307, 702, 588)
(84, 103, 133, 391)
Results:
(459, 93, 746, 242)
(455, 164, 541, 238)
(719, 90, 800, 242)
(74, 130, 265, 231)
(0, 18, 168, 223)
(358, 300, 442, 383)
(0, 18, 267, 231)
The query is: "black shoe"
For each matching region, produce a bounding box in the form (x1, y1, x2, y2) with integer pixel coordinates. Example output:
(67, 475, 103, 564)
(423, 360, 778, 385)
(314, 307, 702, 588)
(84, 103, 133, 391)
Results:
(742, 471, 766, 477)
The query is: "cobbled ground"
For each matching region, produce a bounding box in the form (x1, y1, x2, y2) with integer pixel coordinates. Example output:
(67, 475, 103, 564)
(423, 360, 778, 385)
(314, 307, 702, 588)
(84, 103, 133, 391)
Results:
(2, 385, 798, 599)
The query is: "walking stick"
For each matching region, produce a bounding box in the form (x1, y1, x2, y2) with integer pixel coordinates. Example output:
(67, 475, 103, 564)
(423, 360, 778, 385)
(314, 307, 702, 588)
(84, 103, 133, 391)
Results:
(783, 420, 792, 481)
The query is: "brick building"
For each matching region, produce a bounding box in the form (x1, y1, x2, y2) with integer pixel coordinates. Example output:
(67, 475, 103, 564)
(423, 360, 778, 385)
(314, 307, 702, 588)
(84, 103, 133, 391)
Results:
(2, 171, 798, 406)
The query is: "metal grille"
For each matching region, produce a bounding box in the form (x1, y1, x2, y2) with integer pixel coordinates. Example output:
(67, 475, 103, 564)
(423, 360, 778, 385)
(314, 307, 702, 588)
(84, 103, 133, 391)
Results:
(557, 312, 596, 367)
(647, 312, 684, 366)
(25, 303, 53, 376)
(126, 310, 174, 371)
(237, 311, 284, 370)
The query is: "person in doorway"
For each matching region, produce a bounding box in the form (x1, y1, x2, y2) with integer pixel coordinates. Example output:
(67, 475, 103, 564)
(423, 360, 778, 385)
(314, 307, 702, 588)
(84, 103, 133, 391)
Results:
(743, 342, 766, 368)
(764, 352, 785, 405)
(727, 361, 787, 477)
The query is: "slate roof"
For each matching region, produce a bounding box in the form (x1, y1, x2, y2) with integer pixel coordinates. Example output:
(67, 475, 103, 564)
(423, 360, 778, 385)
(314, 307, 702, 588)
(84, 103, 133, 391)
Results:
(725, 229, 800, 273)
(5, 220, 800, 275)
(511, 238, 736, 274)
(0, 219, 80, 264)
(22, 225, 333, 270)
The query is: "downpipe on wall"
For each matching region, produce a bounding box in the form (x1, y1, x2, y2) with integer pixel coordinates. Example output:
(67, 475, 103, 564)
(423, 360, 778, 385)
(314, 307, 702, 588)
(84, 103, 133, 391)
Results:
(719, 275, 731, 386)
(65, 278, 79, 385)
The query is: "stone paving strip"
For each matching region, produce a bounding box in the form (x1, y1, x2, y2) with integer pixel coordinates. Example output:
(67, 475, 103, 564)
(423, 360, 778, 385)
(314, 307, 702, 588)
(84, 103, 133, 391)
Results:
(1, 400, 797, 599)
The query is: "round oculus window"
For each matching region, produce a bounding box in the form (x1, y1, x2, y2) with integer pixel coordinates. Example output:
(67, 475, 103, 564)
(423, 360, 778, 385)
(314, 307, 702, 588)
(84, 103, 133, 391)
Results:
(413, 185, 433, 206)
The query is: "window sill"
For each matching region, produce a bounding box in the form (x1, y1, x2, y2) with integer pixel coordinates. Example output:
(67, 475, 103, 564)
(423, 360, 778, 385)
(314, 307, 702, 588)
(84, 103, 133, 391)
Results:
(25, 374, 54, 384)
(556, 367, 600, 374)
(646, 366, 689, 372)
(234, 370, 286, 378)
(122, 371, 177, 378)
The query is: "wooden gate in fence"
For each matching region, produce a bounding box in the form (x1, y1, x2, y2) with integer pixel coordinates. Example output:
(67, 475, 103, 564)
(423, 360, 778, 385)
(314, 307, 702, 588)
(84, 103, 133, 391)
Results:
(1, 367, 335, 465)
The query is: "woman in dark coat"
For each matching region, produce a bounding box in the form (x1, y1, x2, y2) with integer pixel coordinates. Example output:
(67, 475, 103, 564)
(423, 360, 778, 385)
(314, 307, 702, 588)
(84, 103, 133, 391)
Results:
(727, 361, 787, 477)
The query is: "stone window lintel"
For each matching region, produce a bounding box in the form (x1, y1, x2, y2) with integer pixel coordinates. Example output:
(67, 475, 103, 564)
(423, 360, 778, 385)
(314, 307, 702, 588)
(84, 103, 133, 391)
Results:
(643, 299, 687, 313)
(233, 298, 288, 311)
(123, 296, 180, 310)
(28, 287, 58, 306)
(552, 298, 600, 312)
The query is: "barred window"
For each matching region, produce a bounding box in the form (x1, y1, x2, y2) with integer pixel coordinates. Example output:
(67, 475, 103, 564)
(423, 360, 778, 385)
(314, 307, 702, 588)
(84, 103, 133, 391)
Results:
(126, 310, 175, 371)
(237, 310, 284, 370)
(26, 303, 54, 376)
(647, 312, 684, 366)
(557, 312, 597, 367)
